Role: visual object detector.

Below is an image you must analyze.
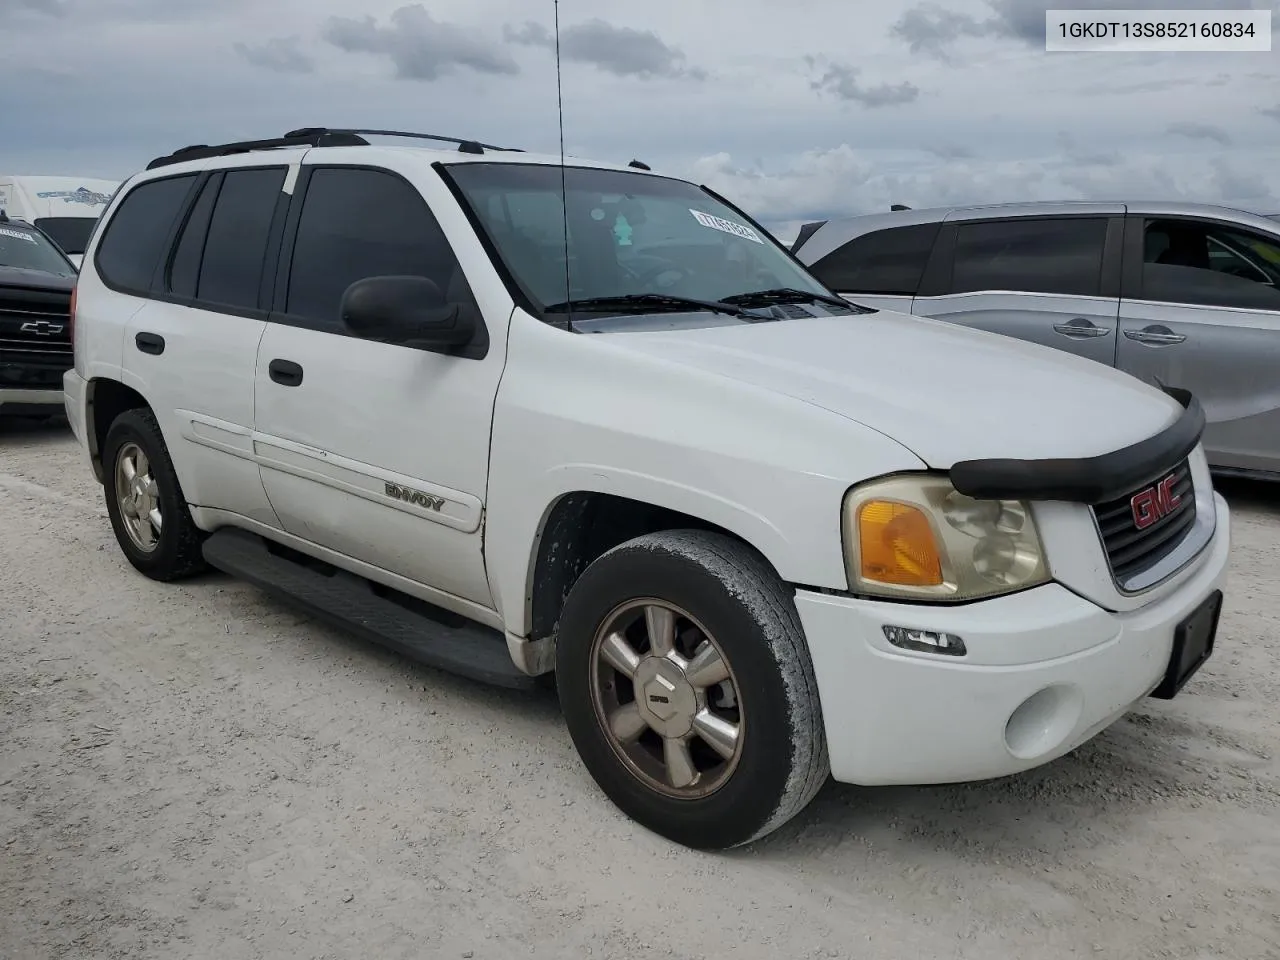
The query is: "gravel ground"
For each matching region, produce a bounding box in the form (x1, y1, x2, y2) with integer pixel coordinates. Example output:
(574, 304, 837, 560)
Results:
(1, 419, 1278, 960)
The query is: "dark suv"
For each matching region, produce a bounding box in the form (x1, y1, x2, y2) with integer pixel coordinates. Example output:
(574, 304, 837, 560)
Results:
(0, 215, 77, 421)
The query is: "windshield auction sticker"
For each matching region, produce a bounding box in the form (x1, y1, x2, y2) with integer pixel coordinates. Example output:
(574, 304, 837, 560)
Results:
(690, 209, 765, 244)
(0, 227, 37, 244)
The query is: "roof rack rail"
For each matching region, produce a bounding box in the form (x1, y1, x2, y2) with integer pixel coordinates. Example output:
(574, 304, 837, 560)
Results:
(286, 128, 524, 155)
(146, 130, 366, 170)
(146, 126, 523, 171)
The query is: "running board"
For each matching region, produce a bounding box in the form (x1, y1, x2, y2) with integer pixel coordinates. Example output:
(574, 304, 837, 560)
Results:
(201, 528, 536, 689)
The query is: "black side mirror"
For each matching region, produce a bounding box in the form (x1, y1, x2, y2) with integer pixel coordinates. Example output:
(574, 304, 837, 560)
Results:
(340, 275, 476, 351)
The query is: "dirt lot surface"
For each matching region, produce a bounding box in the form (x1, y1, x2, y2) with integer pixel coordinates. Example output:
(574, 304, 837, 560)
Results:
(1, 420, 1278, 960)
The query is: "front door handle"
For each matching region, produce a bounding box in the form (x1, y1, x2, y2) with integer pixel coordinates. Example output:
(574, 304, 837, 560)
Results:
(1124, 325, 1186, 346)
(1053, 318, 1111, 339)
(134, 332, 165, 355)
(268, 358, 304, 387)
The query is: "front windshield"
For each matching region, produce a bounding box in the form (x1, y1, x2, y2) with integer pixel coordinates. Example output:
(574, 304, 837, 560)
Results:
(0, 222, 76, 276)
(444, 162, 832, 313)
(34, 216, 97, 256)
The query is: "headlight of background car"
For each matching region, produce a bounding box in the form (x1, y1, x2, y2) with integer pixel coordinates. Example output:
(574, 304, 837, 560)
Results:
(841, 475, 1050, 601)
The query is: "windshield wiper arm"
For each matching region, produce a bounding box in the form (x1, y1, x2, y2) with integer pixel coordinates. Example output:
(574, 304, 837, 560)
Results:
(543, 293, 760, 319)
(720, 287, 870, 312)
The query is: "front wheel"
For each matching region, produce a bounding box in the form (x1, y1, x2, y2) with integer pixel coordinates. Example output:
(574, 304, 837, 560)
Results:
(556, 530, 829, 849)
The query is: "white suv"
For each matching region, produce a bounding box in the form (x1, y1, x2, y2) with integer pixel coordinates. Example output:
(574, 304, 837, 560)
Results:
(64, 128, 1231, 849)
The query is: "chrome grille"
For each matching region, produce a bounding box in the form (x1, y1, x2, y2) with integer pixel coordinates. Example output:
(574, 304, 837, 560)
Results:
(1092, 459, 1195, 588)
(0, 287, 73, 384)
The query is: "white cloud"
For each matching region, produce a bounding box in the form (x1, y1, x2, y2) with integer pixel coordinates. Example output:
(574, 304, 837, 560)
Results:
(2, 0, 1277, 227)
(693, 145, 1280, 239)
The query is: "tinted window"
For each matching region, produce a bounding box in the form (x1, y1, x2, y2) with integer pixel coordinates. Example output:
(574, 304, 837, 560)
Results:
(445, 162, 831, 312)
(196, 167, 285, 310)
(33, 217, 96, 256)
(950, 217, 1107, 297)
(286, 167, 473, 333)
(809, 223, 941, 295)
(0, 221, 76, 276)
(95, 175, 196, 292)
(168, 177, 218, 299)
(1140, 218, 1280, 311)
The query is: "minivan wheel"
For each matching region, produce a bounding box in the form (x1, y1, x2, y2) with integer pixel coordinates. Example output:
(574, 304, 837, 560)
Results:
(556, 530, 829, 849)
(102, 408, 207, 581)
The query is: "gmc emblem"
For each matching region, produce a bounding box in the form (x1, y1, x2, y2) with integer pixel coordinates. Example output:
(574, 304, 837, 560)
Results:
(1130, 473, 1181, 530)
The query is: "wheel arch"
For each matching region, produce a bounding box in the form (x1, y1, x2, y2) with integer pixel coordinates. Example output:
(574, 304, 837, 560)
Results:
(519, 490, 789, 673)
(85, 377, 152, 483)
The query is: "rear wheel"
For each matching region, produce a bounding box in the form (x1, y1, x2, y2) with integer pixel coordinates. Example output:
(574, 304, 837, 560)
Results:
(556, 530, 829, 849)
(102, 408, 207, 581)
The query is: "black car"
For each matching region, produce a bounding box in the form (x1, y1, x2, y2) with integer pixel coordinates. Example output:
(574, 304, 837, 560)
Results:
(0, 215, 76, 421)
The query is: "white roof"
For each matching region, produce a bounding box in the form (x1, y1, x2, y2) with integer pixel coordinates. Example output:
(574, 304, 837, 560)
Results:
(138, 141, 660, 182)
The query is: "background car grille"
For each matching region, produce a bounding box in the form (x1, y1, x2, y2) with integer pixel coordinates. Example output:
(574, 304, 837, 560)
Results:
(1091, 459, 1195, 588)
(0, 288, 73, 386)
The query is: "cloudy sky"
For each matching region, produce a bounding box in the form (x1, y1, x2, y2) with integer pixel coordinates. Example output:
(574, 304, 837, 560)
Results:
(4, 0, 1279, 241)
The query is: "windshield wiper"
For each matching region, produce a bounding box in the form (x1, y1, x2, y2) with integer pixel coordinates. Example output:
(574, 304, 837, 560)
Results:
(543, 293, 761, 319)
(720, 287, 871, 312)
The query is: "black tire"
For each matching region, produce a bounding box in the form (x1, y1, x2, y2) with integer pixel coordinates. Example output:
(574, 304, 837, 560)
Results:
(556, 529, 829, 849)
(102, 407, 207, 581)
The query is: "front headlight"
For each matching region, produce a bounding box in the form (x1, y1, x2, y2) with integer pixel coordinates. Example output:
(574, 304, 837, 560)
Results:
(841, 474, 1050, 602)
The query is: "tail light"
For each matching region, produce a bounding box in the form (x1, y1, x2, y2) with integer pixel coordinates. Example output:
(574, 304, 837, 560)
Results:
(69, 284, 77, 359)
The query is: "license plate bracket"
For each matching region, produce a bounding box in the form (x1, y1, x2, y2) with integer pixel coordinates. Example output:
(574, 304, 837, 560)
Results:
(1150, 589, 1222, 700)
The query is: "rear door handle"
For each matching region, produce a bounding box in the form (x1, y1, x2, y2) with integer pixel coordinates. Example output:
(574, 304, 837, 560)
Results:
(134, 332, 165, 355)
(1124, 325, 1186, 345)
(268, 358, 304, 387)
(1052, 318, 1111, 339)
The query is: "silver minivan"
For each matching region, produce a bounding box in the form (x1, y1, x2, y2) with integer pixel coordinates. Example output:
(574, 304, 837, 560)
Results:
(793, 201, 1280, 481)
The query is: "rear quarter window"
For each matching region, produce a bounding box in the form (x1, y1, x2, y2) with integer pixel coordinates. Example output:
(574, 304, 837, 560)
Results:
(94, 174, 197, 294)
(808, 223, 941, 295)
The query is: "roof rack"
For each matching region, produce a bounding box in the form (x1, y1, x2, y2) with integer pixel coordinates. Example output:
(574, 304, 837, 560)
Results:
(145, 127, 524, 171)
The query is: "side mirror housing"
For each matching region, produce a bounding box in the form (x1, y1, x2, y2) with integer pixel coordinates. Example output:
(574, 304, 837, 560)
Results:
(340, 275, 476, 351)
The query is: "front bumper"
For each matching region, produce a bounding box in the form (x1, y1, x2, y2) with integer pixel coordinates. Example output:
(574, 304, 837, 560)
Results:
(0, 387, 65, 415)
(796, 492, 1231, 786)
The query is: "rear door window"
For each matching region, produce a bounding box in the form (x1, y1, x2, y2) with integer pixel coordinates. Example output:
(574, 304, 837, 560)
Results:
(195, 167, 286, 311)
(949, 217, 1108, 297)
(94, 175, 197, 293)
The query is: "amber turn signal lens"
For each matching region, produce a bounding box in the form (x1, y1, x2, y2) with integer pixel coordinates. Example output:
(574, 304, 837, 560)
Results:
(857, 499, 944, 587)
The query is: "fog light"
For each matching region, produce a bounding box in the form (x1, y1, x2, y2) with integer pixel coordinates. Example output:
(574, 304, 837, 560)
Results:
(882, 625, 966, 657)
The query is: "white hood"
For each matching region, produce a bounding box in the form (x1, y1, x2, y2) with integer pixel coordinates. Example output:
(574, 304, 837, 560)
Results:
(610, 310, 1183, 469)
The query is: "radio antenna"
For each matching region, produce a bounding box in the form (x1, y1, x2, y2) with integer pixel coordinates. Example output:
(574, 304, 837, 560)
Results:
(554, 0, 573, 330)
